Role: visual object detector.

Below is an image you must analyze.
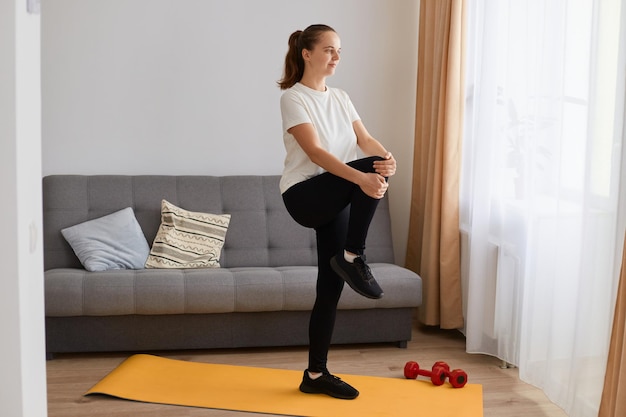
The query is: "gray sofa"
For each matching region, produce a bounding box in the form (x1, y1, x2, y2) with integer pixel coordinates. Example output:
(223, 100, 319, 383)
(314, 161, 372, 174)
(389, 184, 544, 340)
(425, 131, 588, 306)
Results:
(43, 175, 422, 356)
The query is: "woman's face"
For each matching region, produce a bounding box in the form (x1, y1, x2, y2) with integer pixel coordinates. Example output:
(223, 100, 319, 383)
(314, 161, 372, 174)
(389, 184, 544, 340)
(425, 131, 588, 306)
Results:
(303, 31, 341, 78)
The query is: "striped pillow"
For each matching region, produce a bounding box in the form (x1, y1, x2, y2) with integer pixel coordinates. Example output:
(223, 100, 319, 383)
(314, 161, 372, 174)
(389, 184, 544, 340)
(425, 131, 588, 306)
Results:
(145, 200, 231, 269)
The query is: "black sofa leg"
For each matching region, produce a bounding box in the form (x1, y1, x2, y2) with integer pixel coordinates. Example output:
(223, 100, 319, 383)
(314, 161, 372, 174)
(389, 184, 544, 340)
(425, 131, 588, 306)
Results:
(396, 340, 408, 349)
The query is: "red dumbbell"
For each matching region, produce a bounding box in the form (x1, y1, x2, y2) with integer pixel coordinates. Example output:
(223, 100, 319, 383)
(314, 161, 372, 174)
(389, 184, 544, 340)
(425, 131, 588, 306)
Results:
(403, 361, 447, 386)
(432, 361, 468, 388)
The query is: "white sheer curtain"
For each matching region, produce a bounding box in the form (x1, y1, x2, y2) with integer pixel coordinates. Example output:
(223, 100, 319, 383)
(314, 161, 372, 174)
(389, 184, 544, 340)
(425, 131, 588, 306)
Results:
(460, 1, 626, 416)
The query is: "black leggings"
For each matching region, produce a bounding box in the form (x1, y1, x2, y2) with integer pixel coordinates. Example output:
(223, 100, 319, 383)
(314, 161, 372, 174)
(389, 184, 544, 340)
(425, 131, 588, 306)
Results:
(282, 156, 385, 373)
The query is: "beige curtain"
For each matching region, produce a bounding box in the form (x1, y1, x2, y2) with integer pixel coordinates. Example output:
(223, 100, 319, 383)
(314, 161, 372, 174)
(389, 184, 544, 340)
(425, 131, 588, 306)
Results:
(598, 233, 626, 417)
(405, 0, 465, 328)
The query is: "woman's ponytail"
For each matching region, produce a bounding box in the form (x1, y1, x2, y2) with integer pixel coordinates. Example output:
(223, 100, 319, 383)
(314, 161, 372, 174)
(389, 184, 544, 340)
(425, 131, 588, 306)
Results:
(277, 30, 304, 90)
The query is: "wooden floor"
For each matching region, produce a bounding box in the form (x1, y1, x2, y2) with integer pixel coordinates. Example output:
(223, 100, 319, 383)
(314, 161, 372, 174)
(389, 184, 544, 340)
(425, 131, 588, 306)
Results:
(47, 324, 568, 417)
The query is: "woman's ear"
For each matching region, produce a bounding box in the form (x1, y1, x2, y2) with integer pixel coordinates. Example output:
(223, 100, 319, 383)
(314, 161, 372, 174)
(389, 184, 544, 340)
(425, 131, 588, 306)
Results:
(301, 48, 310, 62)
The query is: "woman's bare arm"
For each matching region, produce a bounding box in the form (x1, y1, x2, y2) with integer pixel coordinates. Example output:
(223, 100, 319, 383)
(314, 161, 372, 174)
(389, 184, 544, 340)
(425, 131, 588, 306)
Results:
(353, 120, 396, 178)
(288, 123, 388, 199)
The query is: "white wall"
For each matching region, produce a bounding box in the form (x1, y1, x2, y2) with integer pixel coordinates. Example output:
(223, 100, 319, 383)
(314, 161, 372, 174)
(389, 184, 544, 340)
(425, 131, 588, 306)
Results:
(0, 0, 48, 416)
(41, 0, 419, 264)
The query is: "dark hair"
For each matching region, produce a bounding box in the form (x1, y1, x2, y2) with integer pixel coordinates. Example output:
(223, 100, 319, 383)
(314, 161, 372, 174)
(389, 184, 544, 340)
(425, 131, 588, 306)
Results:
(277, 24, 336, 90)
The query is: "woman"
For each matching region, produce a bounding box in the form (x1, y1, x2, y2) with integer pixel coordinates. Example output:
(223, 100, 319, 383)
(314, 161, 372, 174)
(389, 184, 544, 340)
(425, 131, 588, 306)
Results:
(278, 24, 397, 400)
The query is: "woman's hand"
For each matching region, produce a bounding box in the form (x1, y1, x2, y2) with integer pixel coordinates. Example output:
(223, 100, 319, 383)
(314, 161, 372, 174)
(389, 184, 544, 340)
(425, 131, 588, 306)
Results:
(373, 152, 397, 178)
(358, 172, 389, 199)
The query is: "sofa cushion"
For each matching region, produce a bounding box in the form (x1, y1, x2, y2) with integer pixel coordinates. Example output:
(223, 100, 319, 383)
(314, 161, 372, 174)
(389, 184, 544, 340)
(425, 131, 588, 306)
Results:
(145, 200, 231, 269)
(44, 264, 422, 317)
(61, 207, 150, 272)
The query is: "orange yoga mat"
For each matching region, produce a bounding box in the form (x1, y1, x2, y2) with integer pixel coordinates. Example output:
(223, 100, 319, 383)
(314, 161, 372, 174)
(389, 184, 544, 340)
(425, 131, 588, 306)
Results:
(86, 354, 483, 417)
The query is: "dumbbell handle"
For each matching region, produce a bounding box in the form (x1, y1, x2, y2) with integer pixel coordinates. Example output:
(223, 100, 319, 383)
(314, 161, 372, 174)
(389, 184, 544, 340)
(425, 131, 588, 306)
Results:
(404, 361, 446, 386)
(406, 361, 468, 388)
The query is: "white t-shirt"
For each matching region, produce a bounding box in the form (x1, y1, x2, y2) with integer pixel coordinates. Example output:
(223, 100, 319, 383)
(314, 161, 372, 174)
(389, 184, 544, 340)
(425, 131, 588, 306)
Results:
(279, 82, 360, 194)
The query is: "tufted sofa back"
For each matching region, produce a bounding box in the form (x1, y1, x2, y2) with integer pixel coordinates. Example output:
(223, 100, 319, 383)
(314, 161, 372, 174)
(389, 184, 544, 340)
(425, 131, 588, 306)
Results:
(42, 175, 395, 270)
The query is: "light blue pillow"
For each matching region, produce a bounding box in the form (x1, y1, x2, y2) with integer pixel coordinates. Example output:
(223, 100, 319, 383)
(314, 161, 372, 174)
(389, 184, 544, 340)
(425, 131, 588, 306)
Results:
(61, 207, 150, 272)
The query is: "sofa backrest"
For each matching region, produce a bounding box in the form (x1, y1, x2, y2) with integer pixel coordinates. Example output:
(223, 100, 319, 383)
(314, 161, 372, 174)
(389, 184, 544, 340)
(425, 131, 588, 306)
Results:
(42, 175, 395, 270)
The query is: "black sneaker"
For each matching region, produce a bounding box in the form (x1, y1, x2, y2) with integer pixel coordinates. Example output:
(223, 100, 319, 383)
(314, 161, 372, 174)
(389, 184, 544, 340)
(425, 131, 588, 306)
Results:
(330, 254, 384, 299)
(299, 371, 359, 400)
